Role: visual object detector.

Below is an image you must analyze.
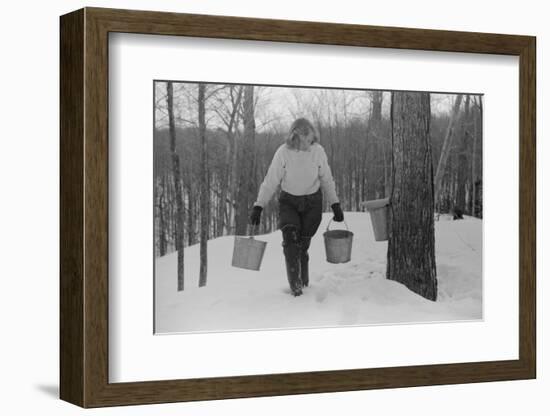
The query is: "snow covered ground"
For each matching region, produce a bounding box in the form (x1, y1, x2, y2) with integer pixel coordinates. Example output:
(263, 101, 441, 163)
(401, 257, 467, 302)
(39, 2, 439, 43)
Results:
(155, 212, 482, 334)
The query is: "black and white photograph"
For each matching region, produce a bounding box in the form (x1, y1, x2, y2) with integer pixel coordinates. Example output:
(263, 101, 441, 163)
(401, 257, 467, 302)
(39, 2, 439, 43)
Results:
(153, 81, 483, 334)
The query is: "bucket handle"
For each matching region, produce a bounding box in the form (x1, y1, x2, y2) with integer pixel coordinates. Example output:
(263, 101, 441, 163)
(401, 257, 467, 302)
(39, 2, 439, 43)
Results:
(246, 223, 259, 238)
(326, 219, 350, 232)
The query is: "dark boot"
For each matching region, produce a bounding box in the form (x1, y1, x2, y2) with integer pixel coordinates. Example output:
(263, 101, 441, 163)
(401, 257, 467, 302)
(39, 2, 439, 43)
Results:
(300, 237, 311, 287)
(282, 226, 303, 296)
(285, 255, 302, 296)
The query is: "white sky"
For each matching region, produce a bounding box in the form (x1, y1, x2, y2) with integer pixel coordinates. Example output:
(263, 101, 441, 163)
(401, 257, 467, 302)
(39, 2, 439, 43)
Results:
(154, 82, 480, 133)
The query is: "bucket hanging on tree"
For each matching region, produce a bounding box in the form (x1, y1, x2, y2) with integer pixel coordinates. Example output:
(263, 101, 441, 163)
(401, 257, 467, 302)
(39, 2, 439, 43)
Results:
(323, 219, 353, 264)
(364, 197, 390, 241)
(231, 225, 267, 271)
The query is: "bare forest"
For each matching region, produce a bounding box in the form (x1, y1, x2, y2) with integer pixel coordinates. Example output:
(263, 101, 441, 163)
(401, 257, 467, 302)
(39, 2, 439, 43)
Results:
(154, 82, 483, 292)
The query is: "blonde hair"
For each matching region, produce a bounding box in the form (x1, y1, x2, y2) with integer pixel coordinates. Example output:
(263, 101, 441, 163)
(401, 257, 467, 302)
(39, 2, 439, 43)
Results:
(285, 117, 319, 149)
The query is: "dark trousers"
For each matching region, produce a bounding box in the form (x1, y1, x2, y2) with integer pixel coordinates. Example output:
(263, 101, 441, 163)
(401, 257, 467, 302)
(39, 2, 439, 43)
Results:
(278, 188, 323, 293)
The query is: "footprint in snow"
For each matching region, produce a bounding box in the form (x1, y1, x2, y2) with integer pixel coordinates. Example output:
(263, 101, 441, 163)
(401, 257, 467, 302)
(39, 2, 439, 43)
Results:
(315, 287, 329, 303)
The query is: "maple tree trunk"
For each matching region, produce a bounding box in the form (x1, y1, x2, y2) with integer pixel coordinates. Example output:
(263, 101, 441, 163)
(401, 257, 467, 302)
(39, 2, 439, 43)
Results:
(387, 91, 437, 301)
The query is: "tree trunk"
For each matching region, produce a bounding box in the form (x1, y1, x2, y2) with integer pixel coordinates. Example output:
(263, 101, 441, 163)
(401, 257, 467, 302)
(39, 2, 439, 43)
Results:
(387, 91, 437, 301)
(235, 85, 256, 235)
(198, 83, 208, 287)
(217, 139, 231, 235)
(434, 94, 463, 205)
(471, 96, 482, 217)
(217, 86, 243, 235)
(187, 188, 194, 245)
(166, 82, 185, 291)
(456, 95, 470, 213)
(158, 175, 167, 256)
(470, 104, 477, 216)
(371, 91, 386, 198)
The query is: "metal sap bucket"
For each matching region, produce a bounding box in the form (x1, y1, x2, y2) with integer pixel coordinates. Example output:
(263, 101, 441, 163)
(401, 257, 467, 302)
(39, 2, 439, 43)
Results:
(231, 225, 267, 271)
(323, 219, 353, 264)
(364, 197, 390, 241)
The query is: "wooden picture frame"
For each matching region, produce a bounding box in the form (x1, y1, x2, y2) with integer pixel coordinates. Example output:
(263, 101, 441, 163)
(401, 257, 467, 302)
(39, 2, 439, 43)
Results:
(60, 7, 536, 408)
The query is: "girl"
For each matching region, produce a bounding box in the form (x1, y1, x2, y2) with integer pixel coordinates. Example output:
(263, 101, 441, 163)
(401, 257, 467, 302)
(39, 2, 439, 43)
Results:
(249, 117, 344, 296)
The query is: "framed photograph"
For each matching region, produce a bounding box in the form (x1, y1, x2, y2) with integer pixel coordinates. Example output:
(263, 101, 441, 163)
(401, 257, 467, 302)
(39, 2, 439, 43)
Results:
(60, 7, 536, 408)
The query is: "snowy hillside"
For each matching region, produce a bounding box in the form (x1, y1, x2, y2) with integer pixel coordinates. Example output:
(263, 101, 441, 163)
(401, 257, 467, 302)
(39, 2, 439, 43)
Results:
(154, 212, 482, 334)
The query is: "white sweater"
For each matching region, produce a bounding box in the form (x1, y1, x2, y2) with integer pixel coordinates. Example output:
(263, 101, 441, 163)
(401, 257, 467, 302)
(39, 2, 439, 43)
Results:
(254, 143, 339, 208)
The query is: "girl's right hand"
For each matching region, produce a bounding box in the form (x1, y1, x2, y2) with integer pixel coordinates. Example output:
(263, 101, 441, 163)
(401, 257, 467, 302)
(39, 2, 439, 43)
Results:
(249, 206, 263, 225)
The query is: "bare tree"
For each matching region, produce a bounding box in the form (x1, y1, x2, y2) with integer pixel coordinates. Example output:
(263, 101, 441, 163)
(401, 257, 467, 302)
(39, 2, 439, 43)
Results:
(434, 94, 463, 204)
(235, 85, 257, 235)
(198, 83, 208, 287)
(156, 174, 168, 256)
(166, 82, 185, 291)
(387, 91, 437, 301)
(212, 85, 244, 234)
(471, 96, 483, 216)
(456, 95, 471, 213)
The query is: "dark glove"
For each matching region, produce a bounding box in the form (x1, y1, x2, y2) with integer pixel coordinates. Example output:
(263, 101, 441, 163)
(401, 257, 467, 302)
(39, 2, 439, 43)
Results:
(331, 203, 344, 222)
(249, 205, 263, 226)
